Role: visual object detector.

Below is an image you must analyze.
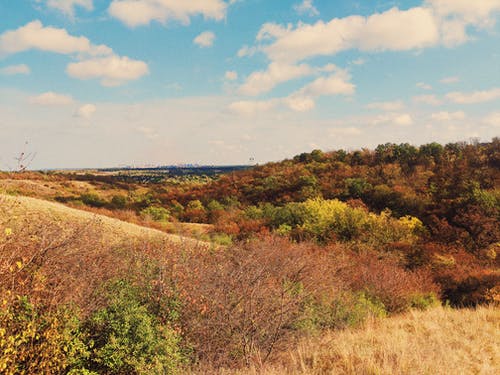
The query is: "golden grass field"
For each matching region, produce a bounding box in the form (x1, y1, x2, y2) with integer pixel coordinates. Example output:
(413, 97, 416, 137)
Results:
(0, 193, 207, 248)
(226, 306, 499, 375)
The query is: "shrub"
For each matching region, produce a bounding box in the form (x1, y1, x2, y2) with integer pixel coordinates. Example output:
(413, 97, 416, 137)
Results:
(268, 198, 421, 245)
(81, 280, 185, 375)
(140, 206, 170, 222)
(80, 193, 107, 208)
(110, 195, 128, 209)
(295, 291, 387, 333)
(0, 296, 88, 375)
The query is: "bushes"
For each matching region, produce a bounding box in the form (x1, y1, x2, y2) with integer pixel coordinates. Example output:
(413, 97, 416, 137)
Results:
(262, 198, 422, 245)
(80, 280, 185, 375)
(295, 291, 387, 333)
(140, 206, 170, 222)
(80, 193, 107, 208)
(0, 296, 87, 375)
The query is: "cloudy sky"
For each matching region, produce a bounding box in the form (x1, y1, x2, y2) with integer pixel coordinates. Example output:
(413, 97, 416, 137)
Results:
(1, 0, 499, 168)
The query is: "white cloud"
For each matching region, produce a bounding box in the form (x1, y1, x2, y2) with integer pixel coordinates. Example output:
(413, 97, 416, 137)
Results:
(0, 20, 111, 58)
(0, 64, 31, 75)
(75, 103, 96, 119)
(431, 111, 466, 121)
(67, 55, 149, 86)
(367, 100, 405, 111)
(258, 7, 440, 64)
(295, 69, 355, 97)
(29, 92, 74, 105)
(194, 31, 215, 48)
(225, 71, 238, 81)
(108, 0, 227, 28)
(440, 76, 459, 84)
(483, 112, 500, 127)
(413, 94, 443, 106)
(371, 112, 414, 126)
(393, 114, 414, 126)
(228, 99, 279, 115)
(426, 0, 500, 25)
(294, 0, 319, 17)
(242, 1, 500, 65)
(38, 0, 94, 17)
(237, 45, 258, 58)
(284, 96, 316, 112)
(239, 62, 314, 96)
(446, 88, 500, 104)
(231, 68, 354, 114)
(416, 82, 433, 90)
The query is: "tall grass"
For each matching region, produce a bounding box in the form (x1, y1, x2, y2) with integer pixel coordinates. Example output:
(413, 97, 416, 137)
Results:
(224, 306, 499, 375)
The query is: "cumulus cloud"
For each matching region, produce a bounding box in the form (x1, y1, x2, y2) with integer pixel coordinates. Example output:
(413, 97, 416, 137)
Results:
(29, 92, 74, 105)
(0, 64, 31, 75)
(194, 31, 215, 47)
(225, 71, 238, 81)
(66, 55, 149, 86)
(239, 62, 315, 96)
(241, 1, 500, 65)
(367, 100, 405, 111)
(0, 21, 149, 86)
(446, 88, 500, 104)
(426, 0, 500, 25)
(255, 7, 439, 64)
(0, 20, 111, 57)
(75, 103, 97, 119)
(295, 69, 355, 97)
(431, 111, 466, 121)
(108, 0, 228, 28)
(294, 0, 319, 17)
(230, 68, 354, 114)
(37, 0, 94, 17)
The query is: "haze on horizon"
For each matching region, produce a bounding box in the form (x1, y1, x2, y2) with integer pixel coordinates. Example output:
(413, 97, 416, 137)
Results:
(1, 0, 500, 169)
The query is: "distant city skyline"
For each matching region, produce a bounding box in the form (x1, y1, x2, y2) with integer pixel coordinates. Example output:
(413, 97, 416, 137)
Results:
(1, 0, 500, 169)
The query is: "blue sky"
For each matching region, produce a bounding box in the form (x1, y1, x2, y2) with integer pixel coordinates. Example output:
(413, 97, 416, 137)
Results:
(0, 0, 499, 169)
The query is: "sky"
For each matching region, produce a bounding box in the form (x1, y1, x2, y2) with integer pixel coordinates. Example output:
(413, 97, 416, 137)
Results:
(0, 0, 499, 169)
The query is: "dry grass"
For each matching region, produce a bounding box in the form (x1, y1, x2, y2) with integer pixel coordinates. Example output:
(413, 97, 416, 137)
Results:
(1, 194, 206, 248)
(221, 306, 499, 375)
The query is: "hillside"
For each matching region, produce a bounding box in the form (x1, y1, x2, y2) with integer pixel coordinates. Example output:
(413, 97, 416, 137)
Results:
(230, 306, 500, 375)
(1, 194, 206, 248)
(1, 141, 499, 374)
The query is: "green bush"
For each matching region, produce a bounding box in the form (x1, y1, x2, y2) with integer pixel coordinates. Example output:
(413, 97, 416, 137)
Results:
(408, 292, 440, 310)
(80, 193, 107, 208)
(110, 195, 128, 209)
(0, 296, 88, 375)
(140, 206, 170, 222)
(268, 198, 422, 244)
(295, 292, 387, 333)
(81, 280, 185, 375)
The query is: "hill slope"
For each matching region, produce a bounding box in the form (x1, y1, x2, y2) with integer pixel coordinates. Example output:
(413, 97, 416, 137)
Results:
(235, 306, 500, 375)
(1, 194, 206, 248)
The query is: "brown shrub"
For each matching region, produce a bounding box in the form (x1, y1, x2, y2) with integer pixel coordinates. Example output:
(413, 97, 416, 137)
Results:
(165, 236, 344, 368)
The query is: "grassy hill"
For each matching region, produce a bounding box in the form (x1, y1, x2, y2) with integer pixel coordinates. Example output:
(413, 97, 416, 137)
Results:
(1, 193, 206, 248)
(228, 306, 499, 375)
